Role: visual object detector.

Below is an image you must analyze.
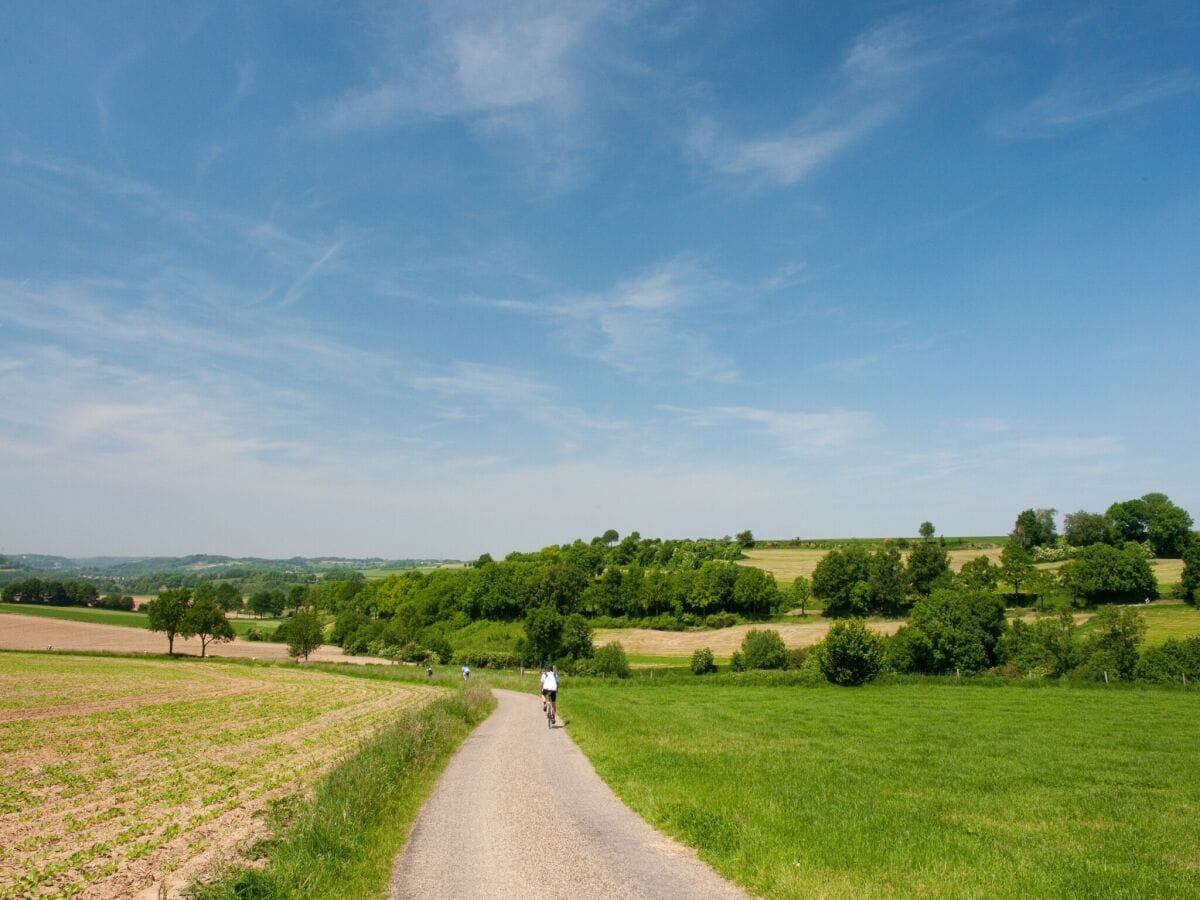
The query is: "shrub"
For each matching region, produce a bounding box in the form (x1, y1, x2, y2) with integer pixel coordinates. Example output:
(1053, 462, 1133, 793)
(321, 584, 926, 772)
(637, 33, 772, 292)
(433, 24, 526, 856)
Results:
(691, 648, 717, 675)
(729, 650, 746, 672)
(1075, 606, 1146, 681)
(592, 642, 631, 678)
(1134, 637, 1200, 683)
(887, 625, 933, 674)
(785, 646, 809, 670)
(740, 628, 788, 670)
(705, 612, 737, 629)
(908, 588, 1008, 674)
(1060, 542, 1158, 605)
(818, 619, 886, 686)
(94, 594, 135, 611)
(451, 650, 521, 669)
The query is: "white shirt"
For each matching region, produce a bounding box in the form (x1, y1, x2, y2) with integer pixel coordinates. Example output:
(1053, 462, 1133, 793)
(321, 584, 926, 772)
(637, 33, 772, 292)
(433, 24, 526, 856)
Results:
(542, 671, 558, 691)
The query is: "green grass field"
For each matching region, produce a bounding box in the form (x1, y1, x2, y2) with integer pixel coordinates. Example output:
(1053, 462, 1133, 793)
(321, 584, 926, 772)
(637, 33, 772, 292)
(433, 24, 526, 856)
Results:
(565, 679, 1200, 898)
(1076, 601, 1200, 644)
(0, 603, 283, 637)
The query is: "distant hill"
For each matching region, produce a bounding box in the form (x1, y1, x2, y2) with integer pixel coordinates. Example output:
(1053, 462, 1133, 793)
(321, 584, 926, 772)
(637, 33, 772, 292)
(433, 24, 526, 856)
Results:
(7, 554, 458, 578)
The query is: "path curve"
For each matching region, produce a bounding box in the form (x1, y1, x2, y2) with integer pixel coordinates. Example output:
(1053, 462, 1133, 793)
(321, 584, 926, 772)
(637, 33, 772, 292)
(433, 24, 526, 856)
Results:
(390, 689, 750, 900)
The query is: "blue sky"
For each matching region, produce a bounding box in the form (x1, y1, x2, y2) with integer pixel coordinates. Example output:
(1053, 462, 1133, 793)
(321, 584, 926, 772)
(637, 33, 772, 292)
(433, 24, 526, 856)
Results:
(2, 1, 1197, 559)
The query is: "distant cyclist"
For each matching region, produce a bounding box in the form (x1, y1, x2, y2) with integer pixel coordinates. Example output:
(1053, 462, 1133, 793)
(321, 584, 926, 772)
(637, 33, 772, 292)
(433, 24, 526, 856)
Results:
(540, 665, 558, 715)
(461, 663, 470, 680)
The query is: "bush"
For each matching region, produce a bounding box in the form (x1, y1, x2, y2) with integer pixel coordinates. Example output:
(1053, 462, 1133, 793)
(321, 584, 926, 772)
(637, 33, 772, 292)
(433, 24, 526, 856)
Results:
(740, 628, 788, 670)
(1074, 606, 1146, 681)
(1134, 637, 1200, 683)
(887, 625, 933, 674)
(705, 612, 737, 629)
(785, 646, 809, 670)
(450, 649, 521, 669)
(691, 648, 717, 675)
(94, 594, 135, 611)
(591, 642, 631, 678)
(818, 619, 886, 686)
(1060, 542, 1158, 605)
(908, 588, 1008, 674)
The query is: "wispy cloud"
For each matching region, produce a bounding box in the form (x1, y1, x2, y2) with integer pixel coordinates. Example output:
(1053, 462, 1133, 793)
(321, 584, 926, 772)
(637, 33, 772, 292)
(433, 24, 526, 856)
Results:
(488, 258, 738, 382)
(990, 68, 1200, 138)
(682, 405, 881, 456)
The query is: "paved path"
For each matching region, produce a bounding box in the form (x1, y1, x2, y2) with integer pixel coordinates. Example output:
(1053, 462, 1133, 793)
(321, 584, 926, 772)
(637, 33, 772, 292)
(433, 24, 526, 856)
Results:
(390, 689, 751, 900)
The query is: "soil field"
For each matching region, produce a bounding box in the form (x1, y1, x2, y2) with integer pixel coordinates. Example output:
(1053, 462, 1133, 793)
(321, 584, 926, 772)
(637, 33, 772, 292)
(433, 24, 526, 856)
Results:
(0, 613, 386, 664)
(0, 651, 438, 899)
(594, 619, 903, 658)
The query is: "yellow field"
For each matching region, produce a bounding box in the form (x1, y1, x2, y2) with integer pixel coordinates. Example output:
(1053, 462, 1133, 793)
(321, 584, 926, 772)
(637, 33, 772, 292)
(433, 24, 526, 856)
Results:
(738, 546, 1004, 583)
(0, 653, 437, 898)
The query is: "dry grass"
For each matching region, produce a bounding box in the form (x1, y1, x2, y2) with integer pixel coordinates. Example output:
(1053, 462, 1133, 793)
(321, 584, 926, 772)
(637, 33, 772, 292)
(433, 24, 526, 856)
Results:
(0, 652, 437, 898)
(593, 619, 903, 657)
(739, 547, 1004, 584)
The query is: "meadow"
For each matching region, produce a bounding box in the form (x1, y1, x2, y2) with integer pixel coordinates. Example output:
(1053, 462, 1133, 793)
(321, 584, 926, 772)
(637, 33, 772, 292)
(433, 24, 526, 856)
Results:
(564, 678, 1200, 898)
(0, 652, 439, 897)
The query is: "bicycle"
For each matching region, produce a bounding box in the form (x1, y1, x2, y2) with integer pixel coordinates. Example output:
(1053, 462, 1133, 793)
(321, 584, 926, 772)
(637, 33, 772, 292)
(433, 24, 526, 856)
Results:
(545, 692, 557, 729)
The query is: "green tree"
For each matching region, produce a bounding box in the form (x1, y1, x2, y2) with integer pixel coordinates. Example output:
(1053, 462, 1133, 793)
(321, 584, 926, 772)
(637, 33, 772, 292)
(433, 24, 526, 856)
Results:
(559, 613, 594, 661)
(1077, 606, 1146, 681)
(999, 543, 1034, 601)
(592, 641, 631, 677)
(790, 575, 812, 616)
(181, 596, 235, 658)
(287, 606, 326, 662)
(1141, 492, 1194, 558)
(740, 628, 787, 670)
(1106, 498, 1149, 543)
(999, 611, 1080, 676)
(811, 545, 871, 617)
(524, 606, 564, 664)
(735, 529, 756, 548)
(918, 521, 935, 540)
(868, 546, 906, 610)
(906, 540, 950, 597)
(1181, 540, 1200, 603)
(691, 647, 717, 675)
(956, 555, 1000, 592)
(1010, 508, 1057, 550)
(146, 588, 192, 655)
(1063, 511, 1113, 548)
(1060, 542, 1157, 605)
(908, 589, 1008, 674)
(215, 582, 243, 612)
(819, 619, 886, 686)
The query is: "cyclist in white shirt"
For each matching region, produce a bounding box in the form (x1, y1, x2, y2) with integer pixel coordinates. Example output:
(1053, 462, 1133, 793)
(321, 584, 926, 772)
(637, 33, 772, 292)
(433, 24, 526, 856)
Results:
(540, 666, 558, 711)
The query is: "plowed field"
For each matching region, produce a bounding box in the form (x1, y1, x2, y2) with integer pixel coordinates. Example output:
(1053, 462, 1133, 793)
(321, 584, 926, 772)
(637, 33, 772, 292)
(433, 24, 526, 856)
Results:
(0, 653, 438, 899)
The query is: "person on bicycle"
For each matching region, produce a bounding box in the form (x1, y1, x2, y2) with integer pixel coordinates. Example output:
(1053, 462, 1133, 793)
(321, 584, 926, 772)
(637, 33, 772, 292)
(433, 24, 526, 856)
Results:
(540, 665, 558, 713)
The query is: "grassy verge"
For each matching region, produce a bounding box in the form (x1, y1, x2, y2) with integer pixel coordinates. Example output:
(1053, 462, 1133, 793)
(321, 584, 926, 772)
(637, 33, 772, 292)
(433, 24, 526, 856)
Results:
(191, 682, 494, 899)
(566, 678, 1200, 898)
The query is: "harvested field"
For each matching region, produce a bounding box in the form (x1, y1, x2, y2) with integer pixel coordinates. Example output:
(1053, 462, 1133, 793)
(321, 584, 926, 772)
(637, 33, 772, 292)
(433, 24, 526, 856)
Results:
(593, 619, 902, 657)
(0, 613, 386, 665)
(0, 652, 438, 899)
(739, 547, 1004, 583)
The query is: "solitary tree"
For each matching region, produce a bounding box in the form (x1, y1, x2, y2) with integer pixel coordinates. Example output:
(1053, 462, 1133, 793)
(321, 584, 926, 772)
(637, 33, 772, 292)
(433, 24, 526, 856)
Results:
(918, 521, 935, 540)
(791, 575, 812, 617)
(735, 529, 756, 548)
(906, 540, 950, 596)
(146, 588, 192, 655)
(999, 544, 1034, 601)
(181, 596, 235, 658)
(819, 619, 886, 685)
(287, 606, 325, 662)
(1010, 508, 1057, 550)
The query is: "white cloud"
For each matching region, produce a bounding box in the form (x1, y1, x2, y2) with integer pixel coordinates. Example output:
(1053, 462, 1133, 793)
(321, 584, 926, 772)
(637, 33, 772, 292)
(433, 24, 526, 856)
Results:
(990, 69, 1200, 138)
(684, 405, 881, 456)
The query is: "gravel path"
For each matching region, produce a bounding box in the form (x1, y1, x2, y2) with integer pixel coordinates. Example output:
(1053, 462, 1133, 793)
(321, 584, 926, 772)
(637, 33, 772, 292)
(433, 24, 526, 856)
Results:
(390, 689, 751, 900)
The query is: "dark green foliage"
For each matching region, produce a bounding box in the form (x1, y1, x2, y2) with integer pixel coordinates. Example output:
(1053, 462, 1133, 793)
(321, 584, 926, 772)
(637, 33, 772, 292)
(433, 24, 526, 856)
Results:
(691, 648, 717, 675)
(591, 642, 631, 678)
(524, 605, 564, 664)
(1059, 542, 1157, 604)
(95, 594, 135, 611)
(867, 545, 906, 610)
(887, 625, 934, 674)
(1010, 508, 1058, 550)
(956, 555, 999, 592)
(998, 612, 1080, 676)
(1181, 540, 1200, 603)
(181, 596, 235, 657)
(1106, 493, 1195, 558)
(145, 588, 192, 654)
(1075, 606, 1146, 681)
(1134, 637, 1200, 683)
(1063, 511, 1113, 548)
(818, 618, 886, 685)
(287, 606, 326, 661)
(999, 543, 1034, 599)
(918, 521, 935, 540)
(739, 629, 787, 670)
(907, 589, 1008, 674)
(811, 545, 871, 616)
(906, 540, 951, 597)
(559, 613, 595, 661)
(1, 577, 99, 606)
(736, 530, 755, 548)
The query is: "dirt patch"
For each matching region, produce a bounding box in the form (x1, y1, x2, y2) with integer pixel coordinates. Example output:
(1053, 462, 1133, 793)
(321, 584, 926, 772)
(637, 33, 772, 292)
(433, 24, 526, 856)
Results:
(0, 613, 387, 665)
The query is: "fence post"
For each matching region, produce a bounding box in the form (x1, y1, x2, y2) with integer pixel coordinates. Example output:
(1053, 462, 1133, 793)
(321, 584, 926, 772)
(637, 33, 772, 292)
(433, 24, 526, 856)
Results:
(1103, 670, 1109, 685)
